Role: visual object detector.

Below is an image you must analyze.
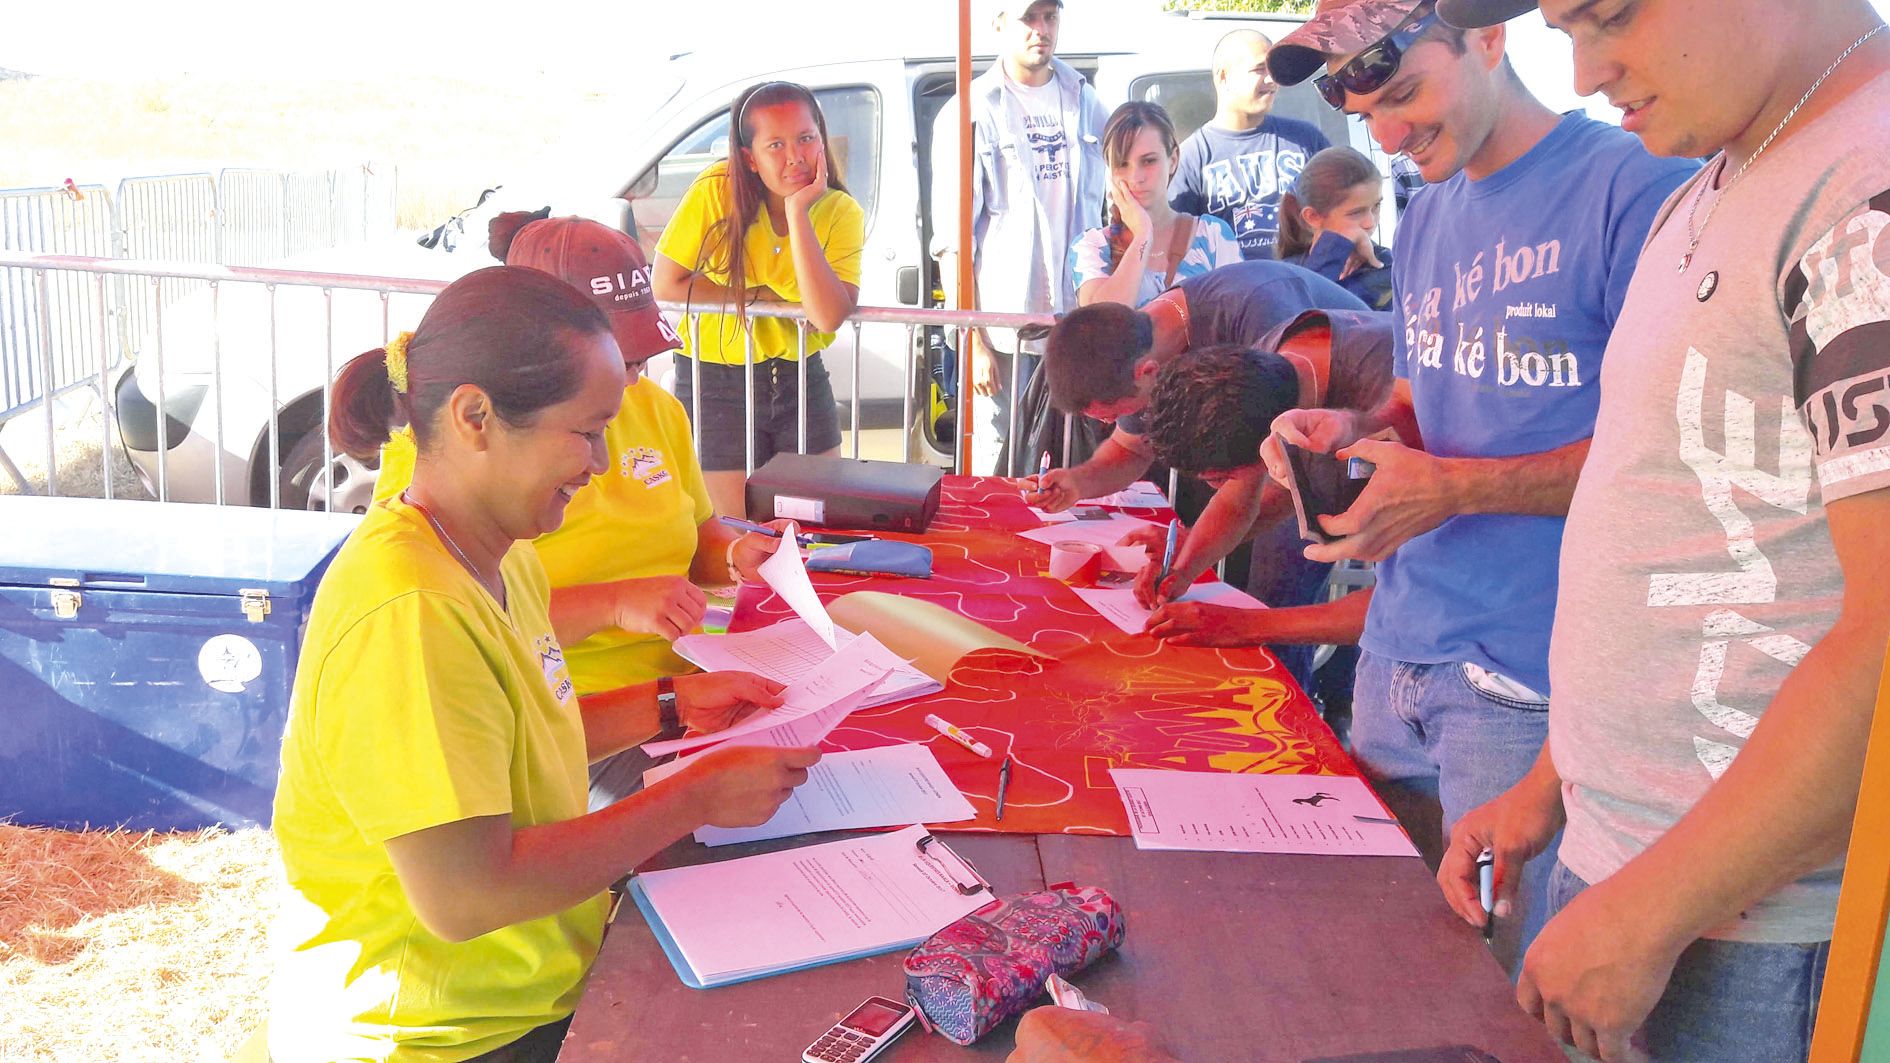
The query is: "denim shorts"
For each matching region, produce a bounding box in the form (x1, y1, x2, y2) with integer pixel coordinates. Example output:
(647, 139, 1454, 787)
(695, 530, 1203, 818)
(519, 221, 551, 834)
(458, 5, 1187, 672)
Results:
(1546, 861, 1828, 1062)
(673, 352, 843, 471)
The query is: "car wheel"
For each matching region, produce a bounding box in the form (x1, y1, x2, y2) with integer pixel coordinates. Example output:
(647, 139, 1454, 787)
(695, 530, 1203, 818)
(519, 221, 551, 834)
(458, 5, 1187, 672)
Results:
(278, 429, 379, 514)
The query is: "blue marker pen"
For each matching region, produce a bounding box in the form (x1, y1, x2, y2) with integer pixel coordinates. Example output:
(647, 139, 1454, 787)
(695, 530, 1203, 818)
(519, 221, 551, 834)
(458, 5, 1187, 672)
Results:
(1157, 518, 1180, 593)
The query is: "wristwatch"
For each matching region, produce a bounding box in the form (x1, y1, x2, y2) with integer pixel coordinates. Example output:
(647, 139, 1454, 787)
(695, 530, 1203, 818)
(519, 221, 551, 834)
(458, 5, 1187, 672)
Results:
(656, 676, 680, 733)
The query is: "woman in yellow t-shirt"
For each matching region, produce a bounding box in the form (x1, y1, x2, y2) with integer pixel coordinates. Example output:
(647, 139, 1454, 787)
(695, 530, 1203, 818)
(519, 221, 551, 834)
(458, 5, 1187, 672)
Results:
(376, 213, 785, 757)
(653, 80, 866, 519)
(269, 266, 818, 1063)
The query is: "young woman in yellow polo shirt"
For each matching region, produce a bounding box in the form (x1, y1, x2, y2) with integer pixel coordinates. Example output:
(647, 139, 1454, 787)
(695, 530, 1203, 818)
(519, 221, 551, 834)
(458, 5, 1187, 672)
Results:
(653, 80, 865, 518)
(269, 265, 819, 1063)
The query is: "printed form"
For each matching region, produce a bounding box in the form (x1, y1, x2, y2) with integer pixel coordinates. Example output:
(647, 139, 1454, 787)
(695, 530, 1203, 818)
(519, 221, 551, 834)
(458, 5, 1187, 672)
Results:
(645, 743, 976, 846)
(1074, 581, 1266, 636)
(1109, 769, 1419, 858)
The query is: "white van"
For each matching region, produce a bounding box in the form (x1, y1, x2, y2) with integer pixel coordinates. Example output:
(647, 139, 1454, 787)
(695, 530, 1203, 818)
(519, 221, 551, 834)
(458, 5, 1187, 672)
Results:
(114, 8, 1361, 509)
(113, 8, 1615, 508)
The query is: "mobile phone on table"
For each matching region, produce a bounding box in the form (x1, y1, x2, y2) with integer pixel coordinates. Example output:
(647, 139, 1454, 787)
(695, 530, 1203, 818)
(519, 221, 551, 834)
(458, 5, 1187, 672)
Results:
(802, 996, 918, 1063)
(1280, 439, 1373, 545)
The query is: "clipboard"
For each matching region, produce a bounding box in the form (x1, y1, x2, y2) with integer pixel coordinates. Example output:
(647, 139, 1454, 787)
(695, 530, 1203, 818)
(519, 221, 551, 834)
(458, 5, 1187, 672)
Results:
(627, 827, 991, 989)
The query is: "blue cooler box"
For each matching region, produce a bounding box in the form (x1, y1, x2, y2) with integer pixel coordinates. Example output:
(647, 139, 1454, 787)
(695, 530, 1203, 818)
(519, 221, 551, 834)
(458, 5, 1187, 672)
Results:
(0, 497, 360, 831)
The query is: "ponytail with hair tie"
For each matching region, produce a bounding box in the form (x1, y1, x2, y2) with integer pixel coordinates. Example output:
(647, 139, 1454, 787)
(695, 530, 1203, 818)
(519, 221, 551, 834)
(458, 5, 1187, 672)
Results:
(384, 331, 414, 395)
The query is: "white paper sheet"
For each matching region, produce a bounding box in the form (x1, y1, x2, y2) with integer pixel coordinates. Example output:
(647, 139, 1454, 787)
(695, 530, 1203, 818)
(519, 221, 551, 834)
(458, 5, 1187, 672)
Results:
(1071, 581, 1267, 636)
(1108, 768, 1419, 857)
(1016, 513, 1157, 549)
(673, 619, 942, 709)
(1081, 482, 1168, 508)
(632, 824, 992, 986)
(759, 522, 836, 649)
(641, 633, 901, 757)
(645, 743, 976, 846)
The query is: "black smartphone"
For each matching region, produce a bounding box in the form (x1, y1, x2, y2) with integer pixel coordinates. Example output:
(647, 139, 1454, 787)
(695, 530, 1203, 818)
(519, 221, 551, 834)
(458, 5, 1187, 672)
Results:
(1280, 440, 1373, 545)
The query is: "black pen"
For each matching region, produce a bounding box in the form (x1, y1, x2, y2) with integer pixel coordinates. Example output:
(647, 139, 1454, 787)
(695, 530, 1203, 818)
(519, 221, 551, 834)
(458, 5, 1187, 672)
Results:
(995, 756, 1012, 822)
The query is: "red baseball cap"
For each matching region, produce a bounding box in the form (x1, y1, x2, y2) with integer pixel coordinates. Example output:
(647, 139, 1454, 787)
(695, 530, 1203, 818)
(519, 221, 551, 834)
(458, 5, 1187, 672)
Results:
(498, 215, 681, 361)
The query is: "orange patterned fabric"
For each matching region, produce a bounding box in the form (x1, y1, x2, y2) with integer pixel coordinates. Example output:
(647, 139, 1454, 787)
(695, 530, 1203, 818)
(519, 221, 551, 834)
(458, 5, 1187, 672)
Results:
(730, 476, 1358, 835)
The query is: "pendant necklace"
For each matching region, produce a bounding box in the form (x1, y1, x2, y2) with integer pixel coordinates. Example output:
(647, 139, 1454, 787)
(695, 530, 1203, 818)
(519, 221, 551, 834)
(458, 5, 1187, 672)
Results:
(1680, 24, 1885, 273)
(403, 490, 505, 608)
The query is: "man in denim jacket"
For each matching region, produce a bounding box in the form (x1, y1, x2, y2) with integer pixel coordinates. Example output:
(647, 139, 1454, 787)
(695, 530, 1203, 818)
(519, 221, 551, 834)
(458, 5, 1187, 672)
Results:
(931, 0, 1109, 475)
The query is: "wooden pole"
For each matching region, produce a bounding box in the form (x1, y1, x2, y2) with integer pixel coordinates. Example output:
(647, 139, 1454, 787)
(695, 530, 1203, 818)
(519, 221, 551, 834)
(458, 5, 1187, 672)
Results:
(1809, 648, 1890, 1060)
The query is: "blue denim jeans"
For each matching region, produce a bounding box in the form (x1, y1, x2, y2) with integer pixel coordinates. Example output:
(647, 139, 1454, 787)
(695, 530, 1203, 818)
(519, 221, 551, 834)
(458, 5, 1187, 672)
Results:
(1350, 650, 1556, 973)
(1545, 862, 1828, 1062)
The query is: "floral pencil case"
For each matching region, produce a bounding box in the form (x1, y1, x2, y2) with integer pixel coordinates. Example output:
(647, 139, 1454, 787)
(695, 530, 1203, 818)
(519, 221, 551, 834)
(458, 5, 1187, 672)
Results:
(902, 882, 1125, 1045)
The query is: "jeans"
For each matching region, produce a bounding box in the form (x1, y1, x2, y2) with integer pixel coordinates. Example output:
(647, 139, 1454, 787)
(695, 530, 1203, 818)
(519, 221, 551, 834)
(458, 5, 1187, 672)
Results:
(1545, 862, 1828, 1062)
(1350, 650, 1555, 973)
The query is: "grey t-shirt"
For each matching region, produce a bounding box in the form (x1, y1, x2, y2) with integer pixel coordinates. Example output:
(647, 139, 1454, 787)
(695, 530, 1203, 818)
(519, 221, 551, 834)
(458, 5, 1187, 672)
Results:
(1258, 308, 1396, 416)
(1550, 71, 1890, 943)
(1118, 259, 1367, 435)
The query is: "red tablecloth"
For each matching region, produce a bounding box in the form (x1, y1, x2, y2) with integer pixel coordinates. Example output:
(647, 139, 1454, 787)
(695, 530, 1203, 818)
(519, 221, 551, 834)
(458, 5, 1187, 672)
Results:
(732, 476, 1357, 835)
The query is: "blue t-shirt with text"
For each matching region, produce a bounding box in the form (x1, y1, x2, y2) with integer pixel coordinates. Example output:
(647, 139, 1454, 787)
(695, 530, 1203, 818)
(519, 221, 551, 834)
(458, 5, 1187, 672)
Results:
(1362, 112, 1696, 693)
(1168, 116, 1330, 260)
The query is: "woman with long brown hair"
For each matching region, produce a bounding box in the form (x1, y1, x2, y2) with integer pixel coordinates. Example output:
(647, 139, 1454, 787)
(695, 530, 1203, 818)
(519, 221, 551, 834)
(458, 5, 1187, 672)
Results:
(268, 266, 817, 1062)
(1070, 101, 1243, 309)
(652, 81, 864, 518)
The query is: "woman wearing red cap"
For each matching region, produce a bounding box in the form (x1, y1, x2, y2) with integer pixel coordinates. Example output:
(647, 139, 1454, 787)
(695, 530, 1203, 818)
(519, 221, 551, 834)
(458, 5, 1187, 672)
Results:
(651, 80, 865, 519)
(270, 266, 819, 1062)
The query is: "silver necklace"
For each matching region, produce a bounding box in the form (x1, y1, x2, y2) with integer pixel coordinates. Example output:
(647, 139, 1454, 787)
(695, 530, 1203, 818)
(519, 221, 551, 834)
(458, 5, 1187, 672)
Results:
(403, 490, 504, 605)
(1680, 24, 1886, 272)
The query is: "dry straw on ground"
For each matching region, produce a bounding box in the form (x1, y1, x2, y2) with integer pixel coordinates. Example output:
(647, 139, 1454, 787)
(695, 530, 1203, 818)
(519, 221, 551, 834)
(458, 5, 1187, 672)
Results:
(0, 823, 279, 1062)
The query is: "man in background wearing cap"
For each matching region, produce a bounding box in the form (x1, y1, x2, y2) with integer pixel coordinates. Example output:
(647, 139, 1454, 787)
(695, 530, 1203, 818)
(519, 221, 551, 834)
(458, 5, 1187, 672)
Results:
(1169, 29, 1332, 261)
(1263, 0, 1695, 970)
(931, 0, 1109, 476)
(1429, 1, 1890, 1058)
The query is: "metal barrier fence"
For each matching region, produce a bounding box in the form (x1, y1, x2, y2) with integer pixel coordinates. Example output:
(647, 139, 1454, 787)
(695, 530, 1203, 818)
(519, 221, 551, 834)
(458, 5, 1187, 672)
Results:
(0, 253, 1068, 513)
(0, 168, 400, 485)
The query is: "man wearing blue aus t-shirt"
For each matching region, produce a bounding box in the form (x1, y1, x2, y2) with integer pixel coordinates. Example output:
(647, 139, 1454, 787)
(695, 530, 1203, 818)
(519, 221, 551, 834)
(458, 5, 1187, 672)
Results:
(1264, 0, 1695, 971)
(1169, 29, 1331, 260)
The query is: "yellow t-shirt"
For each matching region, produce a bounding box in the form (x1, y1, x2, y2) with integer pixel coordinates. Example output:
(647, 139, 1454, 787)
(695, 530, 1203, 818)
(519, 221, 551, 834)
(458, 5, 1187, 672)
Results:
(268, 499, 609, 1063)
(375, 381, 714, 695)
(654, 159, 865, 365)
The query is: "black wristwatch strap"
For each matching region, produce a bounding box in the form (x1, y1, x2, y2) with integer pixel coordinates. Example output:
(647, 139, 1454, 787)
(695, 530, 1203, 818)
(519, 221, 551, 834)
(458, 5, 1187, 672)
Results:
(656, 676, 680, 733)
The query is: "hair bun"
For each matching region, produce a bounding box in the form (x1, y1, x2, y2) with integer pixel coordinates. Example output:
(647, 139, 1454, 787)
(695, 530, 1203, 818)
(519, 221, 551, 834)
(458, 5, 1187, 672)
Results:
(488, 207, 552, 261)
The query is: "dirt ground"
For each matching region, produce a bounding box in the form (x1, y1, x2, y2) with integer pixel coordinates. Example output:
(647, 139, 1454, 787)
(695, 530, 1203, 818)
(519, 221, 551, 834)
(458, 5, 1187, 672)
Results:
(0, 386, 154, 500)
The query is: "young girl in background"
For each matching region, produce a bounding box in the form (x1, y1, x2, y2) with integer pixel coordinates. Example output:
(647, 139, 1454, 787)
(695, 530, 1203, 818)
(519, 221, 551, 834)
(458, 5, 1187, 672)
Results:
(1070, 101, 1243, 309)
(653, 81, 864, 519)
(1275, 146, 1394, 311)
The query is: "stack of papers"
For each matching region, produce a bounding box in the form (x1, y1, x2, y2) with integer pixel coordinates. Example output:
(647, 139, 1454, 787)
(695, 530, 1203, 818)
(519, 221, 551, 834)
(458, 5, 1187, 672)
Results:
(646, 743, 976, 846)
(630, 824, 993, 987)
(643, 631, 904, 757)
(1108, 769, 1418, 857)
(675, 619, 940, 710)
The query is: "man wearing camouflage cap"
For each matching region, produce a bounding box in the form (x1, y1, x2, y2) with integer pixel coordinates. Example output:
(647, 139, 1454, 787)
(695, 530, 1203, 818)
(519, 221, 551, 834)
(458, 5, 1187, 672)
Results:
(1259, 0, 1695, 972)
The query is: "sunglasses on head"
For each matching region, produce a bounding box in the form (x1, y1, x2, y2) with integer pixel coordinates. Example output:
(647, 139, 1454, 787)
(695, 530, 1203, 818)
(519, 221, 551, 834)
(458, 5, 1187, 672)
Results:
(1313, 6, 1440, 109)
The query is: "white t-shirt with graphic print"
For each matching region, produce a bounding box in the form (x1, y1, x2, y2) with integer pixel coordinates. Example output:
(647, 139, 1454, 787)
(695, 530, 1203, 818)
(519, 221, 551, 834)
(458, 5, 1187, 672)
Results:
(1549, 70, 1890, 944)
(1005, 75, 1070, 251)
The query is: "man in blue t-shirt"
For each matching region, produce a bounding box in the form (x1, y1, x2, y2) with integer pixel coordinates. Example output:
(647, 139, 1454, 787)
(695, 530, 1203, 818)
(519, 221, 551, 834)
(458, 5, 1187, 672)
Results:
(1169, 29, 1332, 260)
(1264, 0, 1695, 970)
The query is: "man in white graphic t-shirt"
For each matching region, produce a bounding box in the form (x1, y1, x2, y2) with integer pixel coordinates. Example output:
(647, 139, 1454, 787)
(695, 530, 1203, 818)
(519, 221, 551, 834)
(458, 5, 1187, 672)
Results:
(931, 0, 1109, 475)
(1435, 1, 1890, 1059)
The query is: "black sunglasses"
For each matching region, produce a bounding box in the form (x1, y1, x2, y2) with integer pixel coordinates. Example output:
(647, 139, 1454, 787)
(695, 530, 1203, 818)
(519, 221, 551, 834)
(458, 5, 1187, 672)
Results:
(1313, 7, 1441, 109)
